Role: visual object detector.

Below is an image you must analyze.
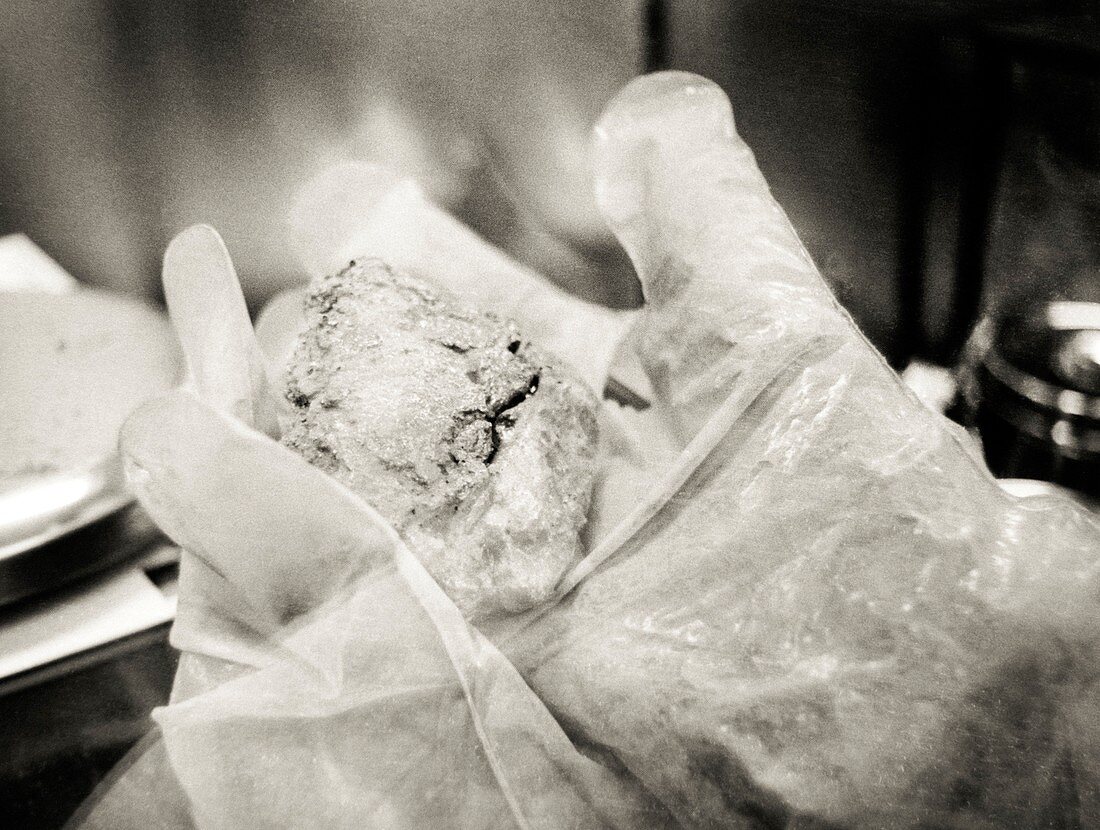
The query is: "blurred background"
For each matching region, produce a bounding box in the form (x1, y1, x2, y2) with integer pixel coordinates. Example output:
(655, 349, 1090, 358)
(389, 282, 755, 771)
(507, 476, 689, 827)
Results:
(2, 0, 1098, 366)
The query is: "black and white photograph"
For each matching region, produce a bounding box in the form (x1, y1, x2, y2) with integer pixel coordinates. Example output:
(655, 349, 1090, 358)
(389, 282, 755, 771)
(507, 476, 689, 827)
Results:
(1, 1, 1099, 827)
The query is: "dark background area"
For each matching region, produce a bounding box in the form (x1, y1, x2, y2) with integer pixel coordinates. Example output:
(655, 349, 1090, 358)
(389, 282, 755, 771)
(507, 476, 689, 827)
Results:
(0, 626, 176, 828)
(662, 0, 1100, 363)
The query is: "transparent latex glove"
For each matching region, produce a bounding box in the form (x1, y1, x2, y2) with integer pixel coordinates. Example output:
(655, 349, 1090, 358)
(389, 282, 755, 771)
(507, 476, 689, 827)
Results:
(494, 72, 1100, 829)
(79, 72, 1100, 830)
(78, 223, 668, 830)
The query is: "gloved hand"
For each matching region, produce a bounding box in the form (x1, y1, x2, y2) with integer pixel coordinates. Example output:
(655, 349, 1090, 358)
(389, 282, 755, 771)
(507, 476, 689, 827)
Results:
(77, 72, 1100, 830)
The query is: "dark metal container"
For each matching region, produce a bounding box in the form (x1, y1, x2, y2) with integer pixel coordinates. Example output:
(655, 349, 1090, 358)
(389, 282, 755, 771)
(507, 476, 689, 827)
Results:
(962, 298, 1100, 498)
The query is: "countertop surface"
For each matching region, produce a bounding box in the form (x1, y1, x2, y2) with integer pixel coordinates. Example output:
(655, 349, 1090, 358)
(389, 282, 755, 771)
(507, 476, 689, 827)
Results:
(0, 618, 176, 828)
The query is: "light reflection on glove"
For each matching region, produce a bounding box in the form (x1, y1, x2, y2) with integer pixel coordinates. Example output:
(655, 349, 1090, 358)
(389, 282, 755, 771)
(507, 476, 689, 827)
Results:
(78, 73, 1100, 830)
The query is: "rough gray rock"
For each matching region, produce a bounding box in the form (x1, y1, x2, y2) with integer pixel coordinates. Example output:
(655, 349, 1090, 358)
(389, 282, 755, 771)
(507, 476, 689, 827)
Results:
(283, 259, 599, 619)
